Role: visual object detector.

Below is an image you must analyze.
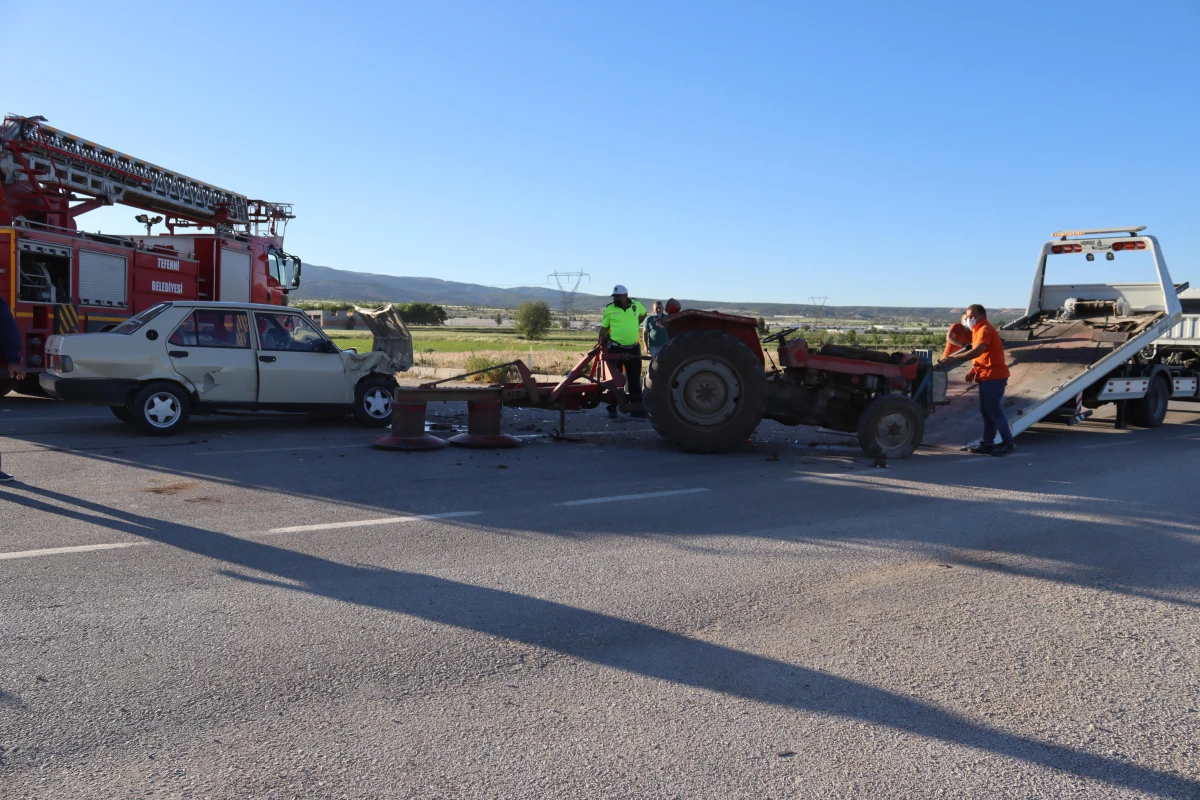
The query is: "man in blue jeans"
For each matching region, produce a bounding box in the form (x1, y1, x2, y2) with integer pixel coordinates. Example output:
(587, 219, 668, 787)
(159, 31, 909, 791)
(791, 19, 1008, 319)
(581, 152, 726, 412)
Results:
(940, 304, 1014, 456)
(1, 296, 24, 481)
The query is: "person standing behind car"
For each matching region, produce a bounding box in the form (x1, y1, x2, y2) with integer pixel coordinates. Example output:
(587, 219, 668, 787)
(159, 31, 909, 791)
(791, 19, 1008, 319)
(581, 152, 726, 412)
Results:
(0, 296, 25, 482)
(643, 301, 669, 359)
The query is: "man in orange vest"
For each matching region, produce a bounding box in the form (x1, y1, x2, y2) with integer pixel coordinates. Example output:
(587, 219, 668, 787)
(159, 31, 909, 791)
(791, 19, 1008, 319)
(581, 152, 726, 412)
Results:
(940, 304, 1014, 456)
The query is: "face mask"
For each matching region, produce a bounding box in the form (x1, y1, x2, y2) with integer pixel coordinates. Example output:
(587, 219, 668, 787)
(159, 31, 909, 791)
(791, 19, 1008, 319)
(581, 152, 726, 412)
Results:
(964, 317, 977, 330)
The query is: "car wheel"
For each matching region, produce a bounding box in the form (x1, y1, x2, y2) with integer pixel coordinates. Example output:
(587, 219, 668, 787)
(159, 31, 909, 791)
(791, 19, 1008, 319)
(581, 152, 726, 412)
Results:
(131, 382, 191, 436)
(354, 374, 396, 428)
(110, 405, 135, 425)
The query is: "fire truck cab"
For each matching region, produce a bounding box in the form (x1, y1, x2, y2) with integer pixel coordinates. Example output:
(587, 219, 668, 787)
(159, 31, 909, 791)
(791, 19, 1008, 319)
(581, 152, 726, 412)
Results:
(0, 115, 301, 396)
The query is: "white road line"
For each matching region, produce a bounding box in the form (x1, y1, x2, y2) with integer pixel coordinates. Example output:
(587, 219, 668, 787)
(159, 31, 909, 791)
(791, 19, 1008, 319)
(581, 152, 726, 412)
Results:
(0, 542, 147, 561)
(1080, 440, 1135, 449)
(266, 510, 481, 534)
(556, 488, 709, 507)
(196, 444, 369, 456)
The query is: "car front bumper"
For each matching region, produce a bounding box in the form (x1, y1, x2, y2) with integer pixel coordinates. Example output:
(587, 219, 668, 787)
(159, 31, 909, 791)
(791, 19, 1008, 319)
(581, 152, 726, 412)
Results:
(40, 374, 139, 405)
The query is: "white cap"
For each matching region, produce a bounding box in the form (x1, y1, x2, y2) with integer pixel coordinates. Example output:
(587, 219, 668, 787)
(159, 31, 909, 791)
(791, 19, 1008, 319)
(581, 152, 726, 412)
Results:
(612, 284, 628, 295)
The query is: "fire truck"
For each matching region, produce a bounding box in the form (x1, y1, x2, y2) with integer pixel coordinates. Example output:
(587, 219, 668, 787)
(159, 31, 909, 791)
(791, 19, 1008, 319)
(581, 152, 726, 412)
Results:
(0, 114, 301, 396)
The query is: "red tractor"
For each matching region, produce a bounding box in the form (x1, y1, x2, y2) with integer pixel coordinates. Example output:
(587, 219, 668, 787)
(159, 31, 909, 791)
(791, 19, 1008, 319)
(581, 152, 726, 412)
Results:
(642, 309, 935, 458)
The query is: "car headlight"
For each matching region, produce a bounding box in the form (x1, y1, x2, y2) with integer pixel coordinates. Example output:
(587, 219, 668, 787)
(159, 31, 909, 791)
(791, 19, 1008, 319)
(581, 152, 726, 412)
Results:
(60, 355, 74, 373)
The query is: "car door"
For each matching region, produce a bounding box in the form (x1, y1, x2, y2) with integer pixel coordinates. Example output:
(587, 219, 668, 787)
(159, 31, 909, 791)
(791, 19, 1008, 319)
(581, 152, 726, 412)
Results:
(253, 311, 348, 405)
(165, 309, 258, 405)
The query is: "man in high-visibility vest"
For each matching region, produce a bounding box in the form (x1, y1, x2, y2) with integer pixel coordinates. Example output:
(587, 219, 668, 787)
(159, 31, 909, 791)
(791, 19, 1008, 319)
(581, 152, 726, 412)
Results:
(1, 296, 24, 482)
(599, 284, 647, 417)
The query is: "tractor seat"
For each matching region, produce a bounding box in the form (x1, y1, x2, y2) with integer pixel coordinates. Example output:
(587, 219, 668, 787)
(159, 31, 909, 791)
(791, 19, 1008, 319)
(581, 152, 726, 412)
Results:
(819, 343, 903, 365)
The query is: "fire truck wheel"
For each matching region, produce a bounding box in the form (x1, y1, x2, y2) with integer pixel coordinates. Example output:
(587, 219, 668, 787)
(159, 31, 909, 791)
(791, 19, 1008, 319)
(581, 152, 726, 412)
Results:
(131, 382, 191, 436)
(857, 394, 924, 459)
(354, 374, 397, 428)
(110, 405, 135, 425)
(1131, 374, 1169, 428)
(645, 330, 767, 452)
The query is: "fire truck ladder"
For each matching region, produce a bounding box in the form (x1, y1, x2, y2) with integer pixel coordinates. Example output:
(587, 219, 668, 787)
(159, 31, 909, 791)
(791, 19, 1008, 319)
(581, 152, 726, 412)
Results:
(0, 115, 293, 237)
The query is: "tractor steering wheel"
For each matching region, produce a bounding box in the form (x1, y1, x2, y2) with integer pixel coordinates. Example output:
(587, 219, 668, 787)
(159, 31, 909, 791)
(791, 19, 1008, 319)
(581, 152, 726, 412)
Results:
(762, 326, 799, 344)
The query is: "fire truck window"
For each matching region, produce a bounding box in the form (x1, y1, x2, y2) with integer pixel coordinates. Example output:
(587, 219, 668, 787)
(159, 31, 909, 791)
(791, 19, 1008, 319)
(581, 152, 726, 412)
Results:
(18, 250, 71, 304)
(256, 313, 331, 352)
(182, 310, 252, 349)
(267, 251, 282, 284)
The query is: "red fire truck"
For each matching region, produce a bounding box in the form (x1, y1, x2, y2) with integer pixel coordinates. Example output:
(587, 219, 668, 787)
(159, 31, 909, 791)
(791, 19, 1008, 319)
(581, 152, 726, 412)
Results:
(0, 114, 301, 396)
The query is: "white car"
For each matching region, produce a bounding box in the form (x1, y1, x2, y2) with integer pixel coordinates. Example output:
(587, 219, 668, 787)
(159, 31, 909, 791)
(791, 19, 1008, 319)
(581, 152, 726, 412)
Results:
(40, 301, 414, 435)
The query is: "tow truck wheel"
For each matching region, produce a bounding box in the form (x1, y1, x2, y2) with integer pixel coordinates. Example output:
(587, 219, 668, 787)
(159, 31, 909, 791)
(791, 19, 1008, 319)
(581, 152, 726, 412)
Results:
(131, 382, 191, 436)
(857, 394, 924, 459)
(110, 405, 134, 425)
(645, 330, 768, 453)
(1131, 374, 1169, 428)
(354, 374, 397, 428)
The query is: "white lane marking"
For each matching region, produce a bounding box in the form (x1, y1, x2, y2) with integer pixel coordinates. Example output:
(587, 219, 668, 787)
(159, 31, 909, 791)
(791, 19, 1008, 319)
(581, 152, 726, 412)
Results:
(556, 488, 709, 507)
(197, 444, 369, 456)
(266, 510, 481, 534)
(1080, 440, 1135, 449)
(0, 542, 147, 561)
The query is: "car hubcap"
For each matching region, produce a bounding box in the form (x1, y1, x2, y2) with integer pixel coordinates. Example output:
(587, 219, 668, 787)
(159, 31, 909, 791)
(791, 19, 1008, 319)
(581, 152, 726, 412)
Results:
(144, 393, 181, 428)
(874, 410, 914, 453)
(670, 358, 740, 425)
(364, 388, 392, 419)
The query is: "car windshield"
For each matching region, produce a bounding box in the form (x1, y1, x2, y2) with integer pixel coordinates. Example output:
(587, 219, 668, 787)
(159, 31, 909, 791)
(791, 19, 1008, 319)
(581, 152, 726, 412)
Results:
(111, 303, 171, 334)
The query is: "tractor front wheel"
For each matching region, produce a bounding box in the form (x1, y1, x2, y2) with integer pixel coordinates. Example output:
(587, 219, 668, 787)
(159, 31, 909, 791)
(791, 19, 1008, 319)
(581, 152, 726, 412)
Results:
(856, 394, 924, 459)
(644, 330, 767, 452)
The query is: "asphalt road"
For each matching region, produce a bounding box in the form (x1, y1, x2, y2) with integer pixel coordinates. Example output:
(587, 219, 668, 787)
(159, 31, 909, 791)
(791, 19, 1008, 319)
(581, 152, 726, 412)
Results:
(1, 394, 1198, 799)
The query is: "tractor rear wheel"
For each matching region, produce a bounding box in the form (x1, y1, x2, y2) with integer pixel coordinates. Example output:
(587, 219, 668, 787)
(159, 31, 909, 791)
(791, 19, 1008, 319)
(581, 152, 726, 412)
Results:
(644, 330, 767, 452)
(856, 394, 924, 459)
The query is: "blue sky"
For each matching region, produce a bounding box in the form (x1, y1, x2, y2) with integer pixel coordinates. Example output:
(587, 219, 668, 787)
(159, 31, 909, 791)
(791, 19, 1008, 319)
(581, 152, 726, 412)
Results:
(8, 1, 1198, 307)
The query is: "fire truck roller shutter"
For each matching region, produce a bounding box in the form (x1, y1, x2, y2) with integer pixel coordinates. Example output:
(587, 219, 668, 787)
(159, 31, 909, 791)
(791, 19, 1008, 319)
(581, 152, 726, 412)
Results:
(78, 250, 127, 308)
(219, 248, 252, 303)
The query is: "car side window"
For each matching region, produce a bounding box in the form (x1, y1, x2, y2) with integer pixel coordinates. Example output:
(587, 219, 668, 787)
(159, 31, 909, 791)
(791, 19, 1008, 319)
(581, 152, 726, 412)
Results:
(255, 313, 332, 352)
(169, 310, 251, 349)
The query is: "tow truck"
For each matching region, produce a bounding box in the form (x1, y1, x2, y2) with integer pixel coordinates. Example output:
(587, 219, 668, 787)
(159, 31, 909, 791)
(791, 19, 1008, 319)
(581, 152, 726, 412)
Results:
(925, 226, 1190, 447)
(0, 114, 302, 397)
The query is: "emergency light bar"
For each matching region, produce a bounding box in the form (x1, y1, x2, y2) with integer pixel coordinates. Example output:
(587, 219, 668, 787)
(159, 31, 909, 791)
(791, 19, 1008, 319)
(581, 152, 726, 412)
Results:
(1052, 226, 1146, 239)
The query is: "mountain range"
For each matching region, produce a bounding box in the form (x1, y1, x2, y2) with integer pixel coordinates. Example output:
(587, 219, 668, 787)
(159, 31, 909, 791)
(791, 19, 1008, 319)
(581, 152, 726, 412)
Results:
(291, 263, 1011, 323)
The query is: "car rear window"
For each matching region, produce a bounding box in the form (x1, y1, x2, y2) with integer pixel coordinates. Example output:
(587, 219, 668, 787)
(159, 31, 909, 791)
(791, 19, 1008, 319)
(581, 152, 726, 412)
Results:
(112, 303, 171, 334)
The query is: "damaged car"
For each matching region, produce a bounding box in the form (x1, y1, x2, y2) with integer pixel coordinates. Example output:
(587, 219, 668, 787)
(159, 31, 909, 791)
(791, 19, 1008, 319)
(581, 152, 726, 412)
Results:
(39, 301, 414, 435)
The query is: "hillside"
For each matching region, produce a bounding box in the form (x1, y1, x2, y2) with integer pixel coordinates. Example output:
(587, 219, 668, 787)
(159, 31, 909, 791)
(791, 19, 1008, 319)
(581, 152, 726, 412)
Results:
(291, 263, 1015, 323)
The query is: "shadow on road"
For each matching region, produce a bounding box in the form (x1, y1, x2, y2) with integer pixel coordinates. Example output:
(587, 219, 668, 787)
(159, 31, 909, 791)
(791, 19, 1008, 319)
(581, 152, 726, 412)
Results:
(3, 482, 1197, 798)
